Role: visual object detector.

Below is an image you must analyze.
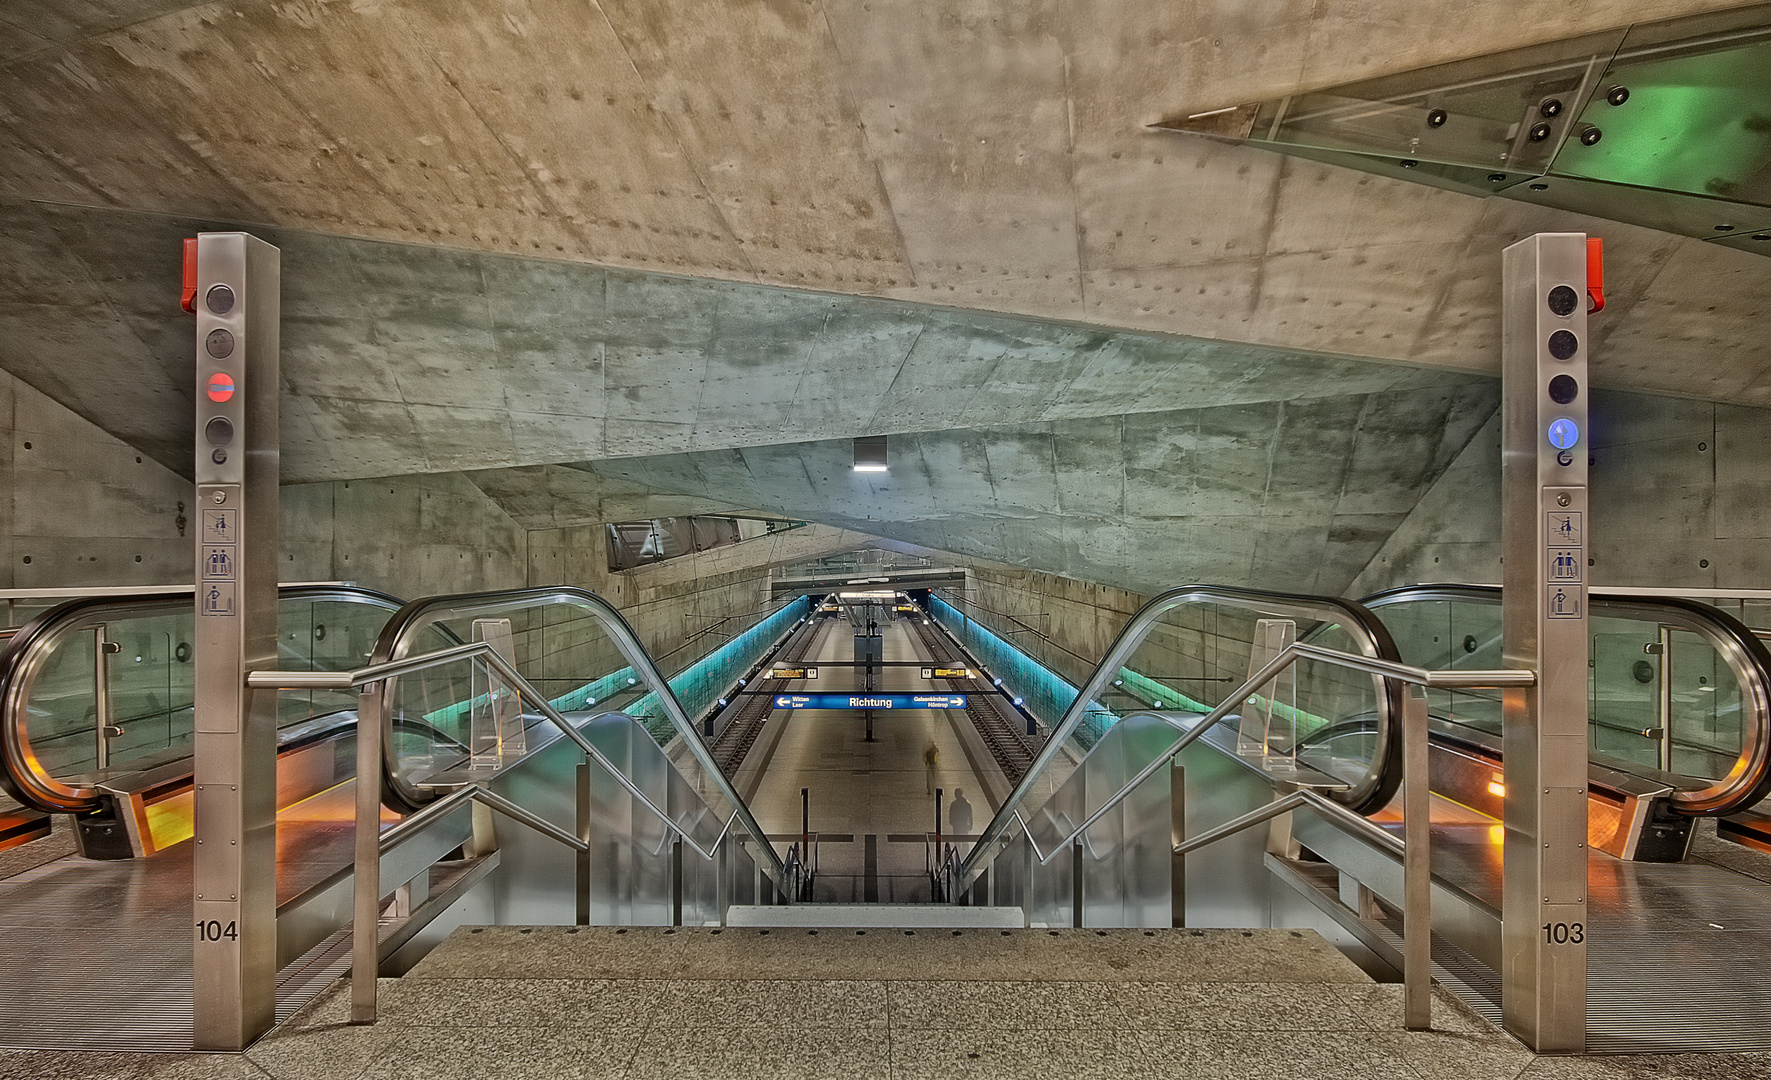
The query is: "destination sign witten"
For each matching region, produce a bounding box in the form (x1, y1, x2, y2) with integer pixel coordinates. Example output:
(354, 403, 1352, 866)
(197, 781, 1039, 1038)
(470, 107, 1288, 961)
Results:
(919, 666, 973, 680)
(771, 694, 967, 710)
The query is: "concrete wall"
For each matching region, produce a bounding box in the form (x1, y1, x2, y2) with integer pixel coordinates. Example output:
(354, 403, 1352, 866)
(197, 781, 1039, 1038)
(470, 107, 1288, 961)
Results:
(281, 474, 531, 599)
(580, 525, 922, 670)
(0, 369, 190, 589)
(1349, 391, 1771, 596)
(940, 557, 1147, 688)
(0, 379, 874, 678)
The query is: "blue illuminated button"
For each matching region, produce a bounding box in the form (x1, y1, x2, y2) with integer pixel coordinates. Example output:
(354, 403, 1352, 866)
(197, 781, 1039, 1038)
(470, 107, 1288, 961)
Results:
(1547, 418, 1579, 450)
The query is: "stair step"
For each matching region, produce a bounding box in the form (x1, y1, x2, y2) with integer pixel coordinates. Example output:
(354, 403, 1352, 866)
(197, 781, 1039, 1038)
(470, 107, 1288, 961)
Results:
(726, 903, 1023, 928)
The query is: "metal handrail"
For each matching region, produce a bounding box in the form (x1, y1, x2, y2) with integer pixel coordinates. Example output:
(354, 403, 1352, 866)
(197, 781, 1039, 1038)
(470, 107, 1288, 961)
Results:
(969, 638, 1530, 1032)
(956, 585, 1411, 890)
(0, 585, 404, 813)
(382, 779, 588, 856)
(985, 641, 1536, 869)
(1362, 583, 1771, 815)
(247, 640, 776, 868)
(361, 586, 780, 871)
(253, 636, 787, 1025)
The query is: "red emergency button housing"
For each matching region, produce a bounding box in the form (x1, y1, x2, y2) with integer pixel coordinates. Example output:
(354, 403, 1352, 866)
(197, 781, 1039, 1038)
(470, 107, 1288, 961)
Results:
(207, 372, 235, 402)
(181, 238, 198, 313)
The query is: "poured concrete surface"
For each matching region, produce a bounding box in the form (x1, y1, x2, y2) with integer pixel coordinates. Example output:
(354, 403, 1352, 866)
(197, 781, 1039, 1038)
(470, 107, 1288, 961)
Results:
(6, 925, 1771, 1076)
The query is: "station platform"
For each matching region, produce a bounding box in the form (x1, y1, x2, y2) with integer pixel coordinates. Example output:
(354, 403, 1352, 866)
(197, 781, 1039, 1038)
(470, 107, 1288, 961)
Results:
(742, 617, 995, 903)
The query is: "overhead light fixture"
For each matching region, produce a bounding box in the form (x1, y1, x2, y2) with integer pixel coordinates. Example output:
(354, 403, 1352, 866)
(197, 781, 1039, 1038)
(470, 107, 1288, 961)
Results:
(853, 435, 888, 473)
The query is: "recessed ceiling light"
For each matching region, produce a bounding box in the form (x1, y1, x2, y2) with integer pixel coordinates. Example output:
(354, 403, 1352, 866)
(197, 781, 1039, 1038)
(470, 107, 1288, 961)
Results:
(853, 435, 888, 473)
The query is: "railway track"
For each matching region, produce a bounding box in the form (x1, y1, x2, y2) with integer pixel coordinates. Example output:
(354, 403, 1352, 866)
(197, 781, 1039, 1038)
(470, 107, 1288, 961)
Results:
(907, 614, 1040, 783)
(707, 616, 828, 777)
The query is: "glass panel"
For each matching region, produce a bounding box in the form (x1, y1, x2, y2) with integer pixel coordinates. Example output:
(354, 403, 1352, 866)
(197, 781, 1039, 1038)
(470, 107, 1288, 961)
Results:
(962, 592, 1392, 897)
(1590, 627, 1662, 771)
(1265, 31, 1625, 173)
(1668, 628, 1743, 778)
(380, 591, 806, 840)
(26, 628, 100, 778)
(1367, 591, 1762, 791)
(1554, 10, 1771, 208)
(15, 592, 398, 794)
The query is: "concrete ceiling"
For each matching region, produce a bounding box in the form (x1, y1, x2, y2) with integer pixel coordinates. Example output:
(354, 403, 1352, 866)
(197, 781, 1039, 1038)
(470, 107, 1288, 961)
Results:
(1, 0, 1768, 428)
(468, 378, 1499, 596)
(0, 196, 1472, 482)
(2, 0, 1767, 597)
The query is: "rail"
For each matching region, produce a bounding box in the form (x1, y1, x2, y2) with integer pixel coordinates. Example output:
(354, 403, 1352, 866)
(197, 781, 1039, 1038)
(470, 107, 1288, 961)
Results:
(959, 584, 1411, 889)
(968, 638, 1531, 1031)
(0, 584, 402, 814)
(362, 586, 784, 846)
(251, 634, 788, 1023)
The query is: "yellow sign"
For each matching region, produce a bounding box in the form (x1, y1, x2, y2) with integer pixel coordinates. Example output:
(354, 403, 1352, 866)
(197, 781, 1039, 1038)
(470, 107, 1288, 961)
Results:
(921, 666, 973, 679)
(770, 666, 818, 680)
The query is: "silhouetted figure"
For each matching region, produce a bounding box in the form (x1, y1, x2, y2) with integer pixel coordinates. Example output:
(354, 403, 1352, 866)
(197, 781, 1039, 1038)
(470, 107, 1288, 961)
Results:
(923, 741, 940, 793)
(949, 788, 974, 839)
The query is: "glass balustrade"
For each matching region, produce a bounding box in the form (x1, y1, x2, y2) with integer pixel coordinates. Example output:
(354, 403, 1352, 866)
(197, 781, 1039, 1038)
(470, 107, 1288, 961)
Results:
(1, 587, 402, 813)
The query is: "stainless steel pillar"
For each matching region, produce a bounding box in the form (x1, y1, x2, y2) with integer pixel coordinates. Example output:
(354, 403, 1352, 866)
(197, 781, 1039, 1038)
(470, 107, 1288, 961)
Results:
(1500, 233, 1589, 1052)
(191, 233, 280, 1050)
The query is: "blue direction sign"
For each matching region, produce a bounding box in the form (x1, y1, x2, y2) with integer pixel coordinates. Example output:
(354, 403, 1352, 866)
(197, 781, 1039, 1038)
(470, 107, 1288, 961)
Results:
(771, 693, 968, 710)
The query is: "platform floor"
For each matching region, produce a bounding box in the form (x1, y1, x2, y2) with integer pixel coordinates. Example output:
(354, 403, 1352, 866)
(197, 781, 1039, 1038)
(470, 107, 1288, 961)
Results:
(9, 924, 1771, 1079)
(746, 617, 993, 903)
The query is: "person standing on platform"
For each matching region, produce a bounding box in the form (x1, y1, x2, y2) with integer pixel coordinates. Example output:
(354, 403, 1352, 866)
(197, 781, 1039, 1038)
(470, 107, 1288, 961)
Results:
(923, 740, 940, 794)
(949, 788, 974, 851)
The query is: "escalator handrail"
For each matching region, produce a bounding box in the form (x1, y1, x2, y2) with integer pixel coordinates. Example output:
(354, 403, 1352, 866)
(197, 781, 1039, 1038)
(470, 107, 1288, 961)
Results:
(364, 585, 788, 883)
(0, 584, 404, 814)
(1361, 583, 1771, 815)
(955, 638, 1529, 895)
(955, 584, 1410, 888)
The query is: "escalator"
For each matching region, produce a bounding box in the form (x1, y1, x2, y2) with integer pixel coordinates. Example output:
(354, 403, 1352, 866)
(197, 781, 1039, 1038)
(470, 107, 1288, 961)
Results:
(944, 579, 1771, 1050)
(951, 584, 1409, 926)
(0, 584, 408, 858)
(359, 586, 792, 922)
(1356, 584, 1771, 857)
(0, 582, 797, 1050)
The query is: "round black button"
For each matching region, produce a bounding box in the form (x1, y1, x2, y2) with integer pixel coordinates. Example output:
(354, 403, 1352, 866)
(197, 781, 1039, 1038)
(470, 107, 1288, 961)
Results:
(1548, 374, 1578, 404)
(205, 417, 234, 446)
(206, 284, 235, 315)
(205, 328, 234, 359)
(1548, 330, 1580, 360)
(211, 448, 228, 464)
(1547, 285, 1580, 317)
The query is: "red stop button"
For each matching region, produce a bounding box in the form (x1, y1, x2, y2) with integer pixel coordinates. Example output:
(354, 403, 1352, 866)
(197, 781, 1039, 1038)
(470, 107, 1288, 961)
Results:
(207, 372, 235, 403)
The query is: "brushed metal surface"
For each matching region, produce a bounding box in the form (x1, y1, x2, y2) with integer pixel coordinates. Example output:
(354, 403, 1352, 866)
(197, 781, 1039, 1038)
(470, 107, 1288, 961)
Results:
(0, 819, 353, 1052)
(191, 232, 281, 1051)
(1500, 232, 1589, 1052)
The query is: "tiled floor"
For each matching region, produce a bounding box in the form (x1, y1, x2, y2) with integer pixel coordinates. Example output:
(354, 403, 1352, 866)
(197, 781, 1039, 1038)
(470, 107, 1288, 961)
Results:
(6, 926, 1771, 1079)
